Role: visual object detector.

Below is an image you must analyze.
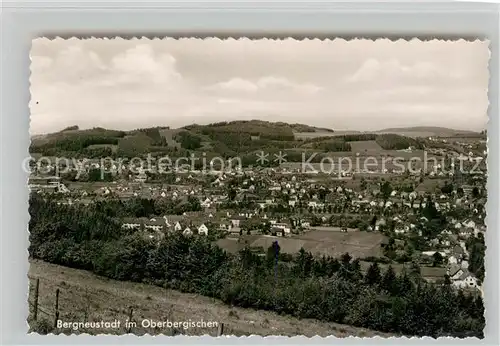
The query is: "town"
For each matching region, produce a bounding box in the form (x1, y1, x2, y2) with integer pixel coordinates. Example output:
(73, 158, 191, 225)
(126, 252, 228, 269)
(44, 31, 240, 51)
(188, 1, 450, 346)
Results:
(28, 128, 487, 295)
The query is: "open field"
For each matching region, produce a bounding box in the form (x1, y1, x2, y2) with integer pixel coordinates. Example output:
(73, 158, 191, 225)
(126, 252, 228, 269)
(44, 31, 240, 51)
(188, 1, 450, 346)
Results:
(28, 260, 392, 337)
(439, 137, 486, 143)
(216, 230, 387, 259)
(375, 127, 481, 138)
(348, 140, 383, 153)
(159, 128, 182, 148)
(376, 131, 439, 138)
(294, 131, 359, 140)
(281, 149, 445, 174)
(359, 261, 447, 282)
(86, 144, 118, 153)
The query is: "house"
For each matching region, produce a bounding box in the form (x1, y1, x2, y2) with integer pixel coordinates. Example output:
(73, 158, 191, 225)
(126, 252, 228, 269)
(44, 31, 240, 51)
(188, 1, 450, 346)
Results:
(463, 219, 476, 228)
(308, 201, 318, 208)
(229, 226, 242, 237)
(144, 218, 165, 232)
(394, 228, 406, 235)
(121, 218, 142, 231)
(271, 227, 284, 237)
(452, 244, 465, 260)
(231, 215, 246, 227)
(448, 255, 458, 264)
(198, 223, 209, 236)
(448, 264, 464, 281)
(183, 227, 193, 236)
(450, 268, 478, 289)
(218, 221, 232, 232)
(422, 250, 446, 257)
(135, 172, 147, 183)
(201, 198, 212, 208)
(459, 228, 474, 239)
(273, 222, 292, 235)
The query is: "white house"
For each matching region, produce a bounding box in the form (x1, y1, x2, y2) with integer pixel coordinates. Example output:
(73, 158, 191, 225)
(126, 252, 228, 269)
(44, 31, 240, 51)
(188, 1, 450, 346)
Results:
(201, 198, 212, 208)
(463, 220, 476, 228)
(135, 172, 147, 183)
(144, 218, 164, 232)
(183, 227, 193, 236)
(452, 273, 478, 289)
(308, 201, 318, 208)
(273, 222, 292, 235)
(394, 228, 406, 234)
(122, 220, 141, 230)
(198, 223, 209, 236)
(448, 255, 458, 264)
(422, 251, 446, 257)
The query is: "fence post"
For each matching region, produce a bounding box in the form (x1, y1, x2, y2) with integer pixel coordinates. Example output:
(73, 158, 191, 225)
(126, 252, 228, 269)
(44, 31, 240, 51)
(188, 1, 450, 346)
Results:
(53, 288, 60, 329)
(126, 307, 134, 333)
(33, 278, 40, 321)
(217, 322, 224, 336)
(83, 288, 90, 323)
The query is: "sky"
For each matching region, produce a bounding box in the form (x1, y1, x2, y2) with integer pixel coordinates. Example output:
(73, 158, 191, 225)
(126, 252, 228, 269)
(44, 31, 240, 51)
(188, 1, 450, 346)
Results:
(30, 38, 490, 135)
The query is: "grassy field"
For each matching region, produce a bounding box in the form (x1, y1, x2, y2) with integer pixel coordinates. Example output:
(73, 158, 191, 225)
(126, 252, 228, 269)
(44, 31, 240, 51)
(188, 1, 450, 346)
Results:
(28, 260, 393, 337)
(376, 131, 438, 138)
(348, 140, 383, 152)
(216, 230, 387, 259)
(358, 261, 446, 281)
(294, 131, 359, 140)
(85, 144, 119, 153)
(281, 149, 445, 174)
(158, 128, 182, 148)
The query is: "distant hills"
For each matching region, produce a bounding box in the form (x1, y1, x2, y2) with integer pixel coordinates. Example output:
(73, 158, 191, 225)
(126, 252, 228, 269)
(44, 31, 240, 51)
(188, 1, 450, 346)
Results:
(29, 120, 484, 161)
(375, 126, 482, 138)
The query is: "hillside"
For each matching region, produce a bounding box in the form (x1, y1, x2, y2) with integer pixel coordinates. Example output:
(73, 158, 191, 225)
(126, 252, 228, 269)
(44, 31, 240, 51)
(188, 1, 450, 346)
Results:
(376, 126, 481, 138)
(29, 121, 456, 160)
(29, 121, 334, 159)
(185, 120, 332, 134)
(28, 259, 392, 337)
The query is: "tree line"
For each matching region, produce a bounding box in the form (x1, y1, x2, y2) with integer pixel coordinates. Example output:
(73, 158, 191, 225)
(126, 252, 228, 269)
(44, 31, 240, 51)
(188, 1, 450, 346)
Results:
(28, 195, 484, 338)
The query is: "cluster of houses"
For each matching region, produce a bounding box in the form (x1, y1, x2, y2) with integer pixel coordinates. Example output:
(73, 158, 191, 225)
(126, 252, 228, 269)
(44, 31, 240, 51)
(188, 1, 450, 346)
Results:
(120, 210, 297, 240)
(30, 145, 486, 292)
(121, 216, 210, 237)
(28, 176, 70, 194)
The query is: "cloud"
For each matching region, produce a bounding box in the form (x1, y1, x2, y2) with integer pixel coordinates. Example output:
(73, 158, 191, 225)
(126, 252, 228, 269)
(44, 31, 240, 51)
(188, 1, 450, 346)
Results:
(208, 78, 259, 92)
(31, 44, 108, 84)
(29, 39, 489, 134)
(31, 43, 183, 89)
(207, 76, 322, 94)
(257, 76, 323, 94)
(347, 58, 455, 84)
(106, 44, 182, 86)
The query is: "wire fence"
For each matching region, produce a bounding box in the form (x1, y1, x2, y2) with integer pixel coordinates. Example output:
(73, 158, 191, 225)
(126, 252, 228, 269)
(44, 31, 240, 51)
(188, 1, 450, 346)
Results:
(28, 276, 225, 336)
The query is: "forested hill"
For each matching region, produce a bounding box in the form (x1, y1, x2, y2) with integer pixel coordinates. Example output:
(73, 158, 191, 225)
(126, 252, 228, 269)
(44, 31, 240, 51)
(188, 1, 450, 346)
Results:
(29, 121, 483, 162)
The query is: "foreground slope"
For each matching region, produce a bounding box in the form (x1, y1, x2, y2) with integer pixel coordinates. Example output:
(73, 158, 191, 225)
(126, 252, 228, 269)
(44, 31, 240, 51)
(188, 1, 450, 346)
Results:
(28, 260, 393, 337)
